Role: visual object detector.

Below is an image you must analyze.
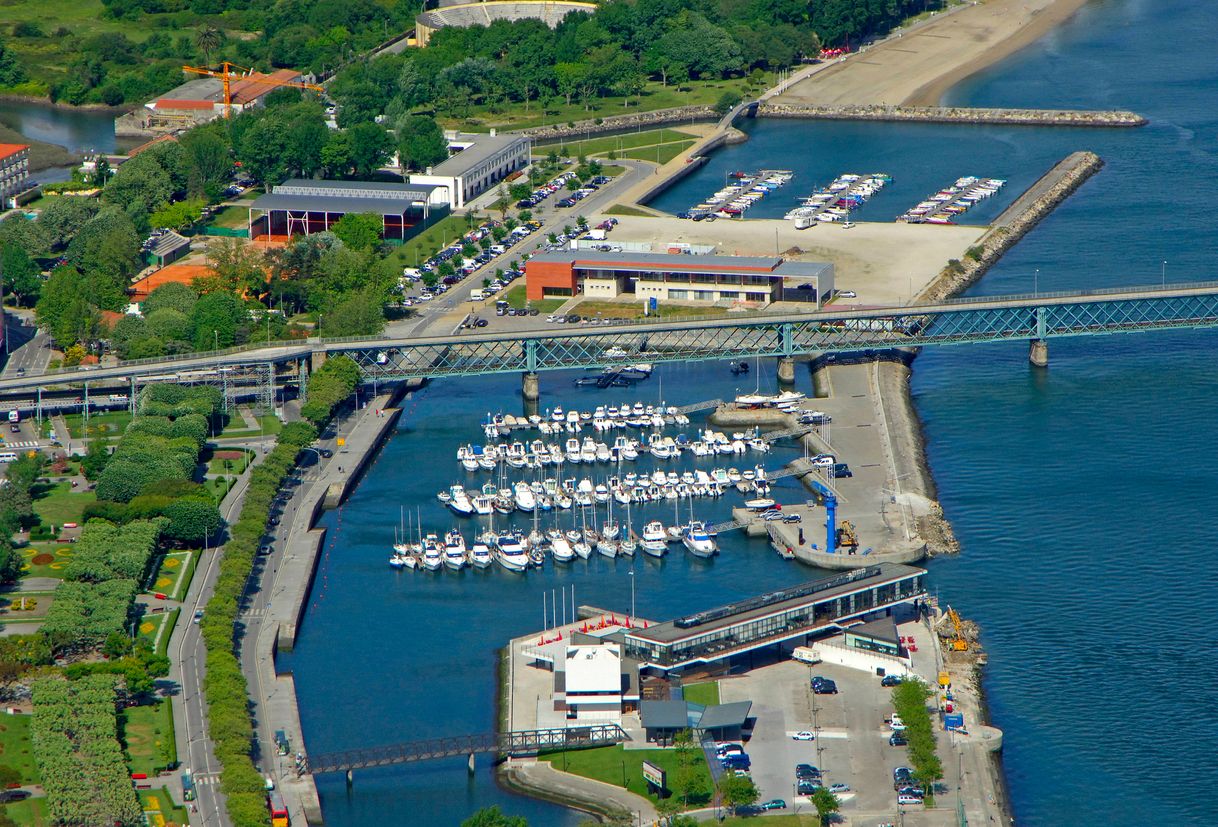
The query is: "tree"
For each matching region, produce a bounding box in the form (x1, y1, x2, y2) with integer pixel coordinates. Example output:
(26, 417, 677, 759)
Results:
(180, 126, 232, 199)
(346, 122, 394, 178)
(150, 198, 205, 231)
(396, 115, 447, 171)
(35, 266, 101, 346)
(331, 213, 383, 252)
(1, 243, 41, 305)
(102, 153, 174, 220)
(810, 787, 840, 825)
(194, 25, 224, 68)
(201, 238, 266, 297)
(190, 292, 246, 351)
(460, 807, 528, 827)
(161, 499, 223, 544)
(717, 773, 759, 814)
(35, 197, 99, 251)
(82, 438, 111, 481)
(0, 38, 27, 86)
(65, 209, 142, 310)
(714, 91, 743, 115)
(142, 282, 198, 316)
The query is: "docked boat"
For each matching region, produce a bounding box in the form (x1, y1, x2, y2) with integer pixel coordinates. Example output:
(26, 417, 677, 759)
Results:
(421, 534, 444, 571)
(513, 481, 536, 512)
(682, 521, 718, 558)
(494, 532, 530, 572)
(744, 497, 777, 510)
(641, 520, 668, 557)
(470, 541, 493, 568)
(549, 532, 576, 563)
(443, 529, 468, 570)
(447, 485, 475, 516)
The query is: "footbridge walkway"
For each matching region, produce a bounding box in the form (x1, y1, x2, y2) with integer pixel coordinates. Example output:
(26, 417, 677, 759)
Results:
(305, 723, 628, 775)
(2, 281, 1217, 396)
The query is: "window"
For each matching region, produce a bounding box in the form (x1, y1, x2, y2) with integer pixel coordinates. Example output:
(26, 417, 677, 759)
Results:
(668, 289, 688, 299)
(694, 290, 714, 301)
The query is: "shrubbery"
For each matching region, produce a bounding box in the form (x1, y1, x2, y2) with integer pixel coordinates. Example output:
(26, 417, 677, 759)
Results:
(299, 356, 361, 425)
(891, 679, 944, 795)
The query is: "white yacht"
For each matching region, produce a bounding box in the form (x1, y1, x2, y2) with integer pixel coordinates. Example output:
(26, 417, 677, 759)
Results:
(443, 530, 468, 570)
(470, 541, 493, 568)
(513, 482, 536, 512)
(641, 521, 668, 557)
(495, 532, 530, 572)
(682, 521, 718, 558)
(447, 485, 475, 516)
(421, 534, 444, 571)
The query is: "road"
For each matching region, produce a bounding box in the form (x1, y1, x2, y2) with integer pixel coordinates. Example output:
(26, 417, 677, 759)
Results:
(1, 312, 50, 379)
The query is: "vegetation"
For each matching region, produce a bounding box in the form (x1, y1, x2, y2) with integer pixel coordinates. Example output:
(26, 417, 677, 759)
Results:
(0, 715, 39, 785)
(605, 204, 659, 217)
(120, 699, 177, 776)
(461, 807, 529, 827)
(31, 675, 142, 827)
(681, 681, 719, 706)
(0, 454, 48, 583)
(892, 678, 944, 797)
(810, 787, 840, 825)
(539, 128, 696, 158)
(621, 140, 695, 164)
(540, 743, 712, 806)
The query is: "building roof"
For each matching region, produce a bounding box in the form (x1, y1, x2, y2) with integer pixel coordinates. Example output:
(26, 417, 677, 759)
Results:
(564, 644, 622, 694)
(0, 144, 29, 160)
(627, 563, 925, 646)
(148, 230, 191, 260)
(425, 132, 529, 177)
(529, 250, 831, 279)
(696, 700, 752, 730)
(639, 700, 689, 730)
(250, 192, 437, 216)
(127, 135, 179, 158)
(130, 263, 214, 302)
(153, 77, 223, 103)
(849, 616, 900, 644)
(154, 99, 216, 111)
(229, 69, 302, 105)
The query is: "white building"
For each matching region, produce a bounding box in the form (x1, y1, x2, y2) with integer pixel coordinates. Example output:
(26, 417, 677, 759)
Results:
(0, 144, 30, 207)
(408, 130, 531, 209)
(557, 643, 624, 722)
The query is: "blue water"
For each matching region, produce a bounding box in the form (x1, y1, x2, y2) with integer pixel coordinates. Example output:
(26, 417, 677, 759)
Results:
(287, 1, 1218, 824)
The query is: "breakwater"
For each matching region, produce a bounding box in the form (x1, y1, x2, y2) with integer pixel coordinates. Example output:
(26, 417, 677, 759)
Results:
(758, 102, 1147, 128)
(920, 150, 1104, 303)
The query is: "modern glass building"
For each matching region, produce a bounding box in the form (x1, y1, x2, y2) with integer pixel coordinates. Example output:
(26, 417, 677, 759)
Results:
(623, 563, 926, 671)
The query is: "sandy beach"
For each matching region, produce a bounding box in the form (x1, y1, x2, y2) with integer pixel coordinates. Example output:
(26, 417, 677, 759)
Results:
(773, 0, 1090, 107)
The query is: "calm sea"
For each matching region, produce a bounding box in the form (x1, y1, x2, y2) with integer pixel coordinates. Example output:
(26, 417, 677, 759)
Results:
(284, 1, 1218, 824)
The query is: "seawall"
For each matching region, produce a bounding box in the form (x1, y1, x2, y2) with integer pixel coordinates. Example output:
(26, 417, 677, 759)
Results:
(758, 102, 1147, 128)
(515, 105, 716, 141)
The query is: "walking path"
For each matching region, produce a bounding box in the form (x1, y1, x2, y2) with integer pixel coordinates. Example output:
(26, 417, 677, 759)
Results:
(502, 759, 659, 824)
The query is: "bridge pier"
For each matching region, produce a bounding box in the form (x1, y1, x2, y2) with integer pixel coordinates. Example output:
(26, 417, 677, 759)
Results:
(522, 371, 540, 402)
(346, 769, 353, 788)
(310, 348, 328, 373)
(1029, 339, 1049, 368)
(468, 753, 475, 775)
(777, 357, 796, 385)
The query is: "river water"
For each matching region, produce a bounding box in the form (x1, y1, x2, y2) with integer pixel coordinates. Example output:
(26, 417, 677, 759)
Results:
(285, 1, 1217, 824)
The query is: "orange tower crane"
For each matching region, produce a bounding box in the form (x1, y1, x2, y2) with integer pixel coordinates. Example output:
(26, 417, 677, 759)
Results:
(181, 62, 324, 118)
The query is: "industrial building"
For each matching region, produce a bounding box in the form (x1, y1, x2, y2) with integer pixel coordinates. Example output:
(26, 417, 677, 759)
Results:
(247, 179, 447, 242)
(622, 564, 927, 673)
(408, 131, 531, 209)
(525, 250, 835, 307)
(0, 144, 31, 206)
(117, 69, 305, 133)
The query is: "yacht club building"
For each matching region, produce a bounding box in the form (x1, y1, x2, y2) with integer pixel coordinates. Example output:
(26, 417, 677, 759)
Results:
(408, 131, 531, 209)
(623, 563, 926, 673)
(525, 250, 834, 306)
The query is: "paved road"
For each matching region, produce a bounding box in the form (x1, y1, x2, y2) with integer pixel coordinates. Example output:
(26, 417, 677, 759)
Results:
(1, 312, 50, 379)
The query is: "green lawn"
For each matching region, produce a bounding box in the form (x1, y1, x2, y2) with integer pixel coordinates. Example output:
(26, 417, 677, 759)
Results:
(19, 543, 72, 579)
(30, 481, 95, 529)
(387, 213, 472, 271)
(536, 129, 697, 158)
(139, 787, 189, 827)
(207, 205, 251, 230)
(121, 700, 177, 777)
(446, 74, 775, 132)
(0, 714, 39, 784)
(683, 680, 720, 706)
(541, 744, 713, 805)
(217, 415, 282, 438)
(151, 551, 198, 602)
(621, 140, 697, 164)
(501, 285, 565, 313)
(62, 411, 132, 439)
(570, 299, 733, 321)
(606, 204, 659, 217)
(1, 796, 48, 827)
(136, 609, 178, 657)
(205, 448, 253, 476)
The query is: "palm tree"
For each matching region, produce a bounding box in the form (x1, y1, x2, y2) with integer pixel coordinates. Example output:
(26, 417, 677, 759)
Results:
(195, 25, 223, 69)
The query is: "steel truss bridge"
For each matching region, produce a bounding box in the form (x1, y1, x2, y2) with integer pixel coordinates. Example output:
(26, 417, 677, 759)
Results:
(2, 282, 1217, 395)
(305, 724, 629, 774)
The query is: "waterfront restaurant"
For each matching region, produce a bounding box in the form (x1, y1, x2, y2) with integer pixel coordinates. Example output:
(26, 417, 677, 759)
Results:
(623, 563, 926, 673)
(525, 250, 834, 307)
(248, 179, 448, 242)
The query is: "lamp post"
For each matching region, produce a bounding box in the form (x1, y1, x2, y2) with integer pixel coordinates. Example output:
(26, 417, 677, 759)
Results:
(1033, 268, 1039, 296)
(1161, 259, 1166, 287)
(628, 569, 635, 622)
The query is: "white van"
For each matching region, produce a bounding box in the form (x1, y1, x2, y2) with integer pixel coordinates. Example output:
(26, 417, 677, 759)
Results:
(791, 646, 822, 665)
(469, 290, 485, 302)
(0, 453, 17, 463)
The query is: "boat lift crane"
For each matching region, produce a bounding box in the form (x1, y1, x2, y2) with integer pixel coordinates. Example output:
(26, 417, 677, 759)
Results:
(947, 607, 969, 651)
(181, 62, 324, 118)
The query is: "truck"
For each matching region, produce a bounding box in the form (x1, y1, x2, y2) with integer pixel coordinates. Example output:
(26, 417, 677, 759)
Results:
(791, 646, 822, 665)
(585, 228, 607, 241)
(6, 411, 18, 424)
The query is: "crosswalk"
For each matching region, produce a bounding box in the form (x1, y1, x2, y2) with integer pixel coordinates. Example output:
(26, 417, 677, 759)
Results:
(0, 441, 42, 449)
(240, 607, 268, 618)
(193, 773, 221, 786)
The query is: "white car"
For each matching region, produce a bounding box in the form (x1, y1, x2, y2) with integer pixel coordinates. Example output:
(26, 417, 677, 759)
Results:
(839, 290, 857, 298)
(791, 731, 815, 741)
(889, 715, 907, 732)
(812, 454, 835, 468)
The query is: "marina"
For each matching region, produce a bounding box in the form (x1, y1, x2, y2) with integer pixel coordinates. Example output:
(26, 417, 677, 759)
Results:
(679, 168, 794, 220)
(898, 176, 1007, 224)
(785, 172, 892, 227)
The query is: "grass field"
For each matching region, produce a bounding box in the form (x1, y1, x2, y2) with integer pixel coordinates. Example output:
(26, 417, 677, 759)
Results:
(31, 481, 95, 529)
(207, 205, 251, 230)
(388, 214, 474, 271)
(217, 414, 281, 438)
(205, 448, 253, 477)
(541, 744, 713, 805)
(1, 796, 48, 827)
(122, 700, 176, 777)
(139, 787, 189, 827)
(62, 411, 132, 439)
(500, 285, 565, 313)
(19, 543, 72, 578)
(449, 75, 774, 132)
(606, 204, 659, 217)
(682, 680, 720, 706)
(536, 129, 696, 158)
(0, 714, 39, 784)
(569, 300, 732, 321)
(151, 551, 197, 602)
(621, 140, 696, 164)
(136, 609, 178, 657)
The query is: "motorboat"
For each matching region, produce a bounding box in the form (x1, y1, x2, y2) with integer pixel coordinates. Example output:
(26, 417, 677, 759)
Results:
(421, 534, 444, 571)
(513, 482, 536, 512)
(443, 529, 468, 570)
(470, 542, 493, 568)
(745, 497, 777, 510)
(641, 521, 668, 557)
(447, 485, 475, 516)
(495, 532, 530, 572)
(550, 533, 575, 563)
(682, 521, 718, 558)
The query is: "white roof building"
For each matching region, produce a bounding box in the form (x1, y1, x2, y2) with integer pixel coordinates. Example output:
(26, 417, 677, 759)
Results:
(558, 643, 624, 722)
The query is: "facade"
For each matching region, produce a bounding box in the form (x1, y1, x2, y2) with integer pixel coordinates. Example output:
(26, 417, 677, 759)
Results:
(623, 563, 926, 672)
(558, 644, 624, 722)
(248, 179, 446, 241)
(0, 144, 31, 206)
(525, 250, 834, 306)
(408, 132, 531, 209)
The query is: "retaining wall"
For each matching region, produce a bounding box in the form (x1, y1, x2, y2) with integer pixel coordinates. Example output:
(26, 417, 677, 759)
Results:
(758, 102, 1147, 128)
(516, 104, 716, 141)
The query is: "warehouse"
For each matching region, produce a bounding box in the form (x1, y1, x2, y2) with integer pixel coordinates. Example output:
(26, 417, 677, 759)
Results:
(248, 179, 448, 242)
(408, 131, 531, 209)
(525, 249, 835, 307)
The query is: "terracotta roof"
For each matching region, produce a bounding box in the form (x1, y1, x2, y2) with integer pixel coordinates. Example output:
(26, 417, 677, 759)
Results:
(127, 135, 179, 158)
(130, 264, 214, 303)
(154, 99, 216, 110)
(229, 69, 301, 105)
(0, 143, 29, 160)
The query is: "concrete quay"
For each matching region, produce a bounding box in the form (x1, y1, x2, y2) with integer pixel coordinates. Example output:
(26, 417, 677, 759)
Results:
(240, 386, 410, 826)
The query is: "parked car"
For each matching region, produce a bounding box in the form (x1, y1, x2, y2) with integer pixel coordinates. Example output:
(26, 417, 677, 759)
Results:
(897, 793, 924, 806)
(829, 783, 851, 794)
(881, 674, 904, 687)
(760, 799, 786, 811)
(811, 677, 838, 694)
(795, 764, 821, 779)
(889, 732, 909, 746)
(791, 731, 815, 741)
(838, 290, 858, 298)
(889, 714, 907, 731)
(193, 610, 204, 623)
(832, 462, 853, 478)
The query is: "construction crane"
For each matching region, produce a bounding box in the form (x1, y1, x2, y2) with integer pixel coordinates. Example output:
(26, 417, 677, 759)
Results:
(181, 62, 324, 118)
(946, 607, 969, 652)
(836, 519, 859, 549)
